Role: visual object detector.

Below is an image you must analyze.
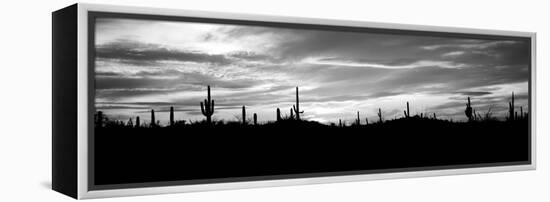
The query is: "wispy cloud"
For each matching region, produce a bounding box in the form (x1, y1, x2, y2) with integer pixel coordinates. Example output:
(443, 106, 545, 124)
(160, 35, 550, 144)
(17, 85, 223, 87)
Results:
(93, 17, 530, 124)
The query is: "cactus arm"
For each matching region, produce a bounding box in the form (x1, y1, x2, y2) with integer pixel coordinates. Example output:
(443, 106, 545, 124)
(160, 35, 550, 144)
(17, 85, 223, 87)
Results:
(210, 100, 215, 115)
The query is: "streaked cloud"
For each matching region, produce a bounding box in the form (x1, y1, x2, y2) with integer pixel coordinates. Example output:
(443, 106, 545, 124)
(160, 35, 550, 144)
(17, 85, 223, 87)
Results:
(94, 17, 530, 124)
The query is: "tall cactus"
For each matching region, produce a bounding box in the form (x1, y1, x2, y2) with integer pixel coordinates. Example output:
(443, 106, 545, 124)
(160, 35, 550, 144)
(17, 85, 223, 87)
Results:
(200, 85, 215, 124)
(378, 108, 383, 123)
(289, 108, 294, 120)
(433, 113, 437, 120)
(465, 97, 473, 121)
(520, 106, 523, 120)
(404, 102, 410, 118)
(253, 113, 258, 125)
(169, 106, 174, 126)
(508, 92, 515, 121)
(365, 117, 369, 125)
(276, 108, 281, 121)
(150, 109, 156, 127)
(96, 111, 104, 128)
(356, 111, 361, 125)
(339, 119, 342, 127)
(242, 105, 246, 125)
(136, 116, 140, 128)
(292, 87, 304, 120)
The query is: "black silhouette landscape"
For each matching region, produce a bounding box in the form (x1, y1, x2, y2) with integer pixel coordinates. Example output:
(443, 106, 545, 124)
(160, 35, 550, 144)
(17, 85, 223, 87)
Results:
(92, 17, 531, 187)
(93, 86, 529, 186)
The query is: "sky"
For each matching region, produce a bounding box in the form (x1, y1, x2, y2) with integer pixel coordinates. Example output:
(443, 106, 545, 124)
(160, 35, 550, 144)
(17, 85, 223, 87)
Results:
(94, 17, 530, 125)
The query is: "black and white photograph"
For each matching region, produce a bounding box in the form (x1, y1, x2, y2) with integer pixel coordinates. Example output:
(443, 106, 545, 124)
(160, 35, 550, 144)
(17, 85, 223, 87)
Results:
(91, 14, 531, 188)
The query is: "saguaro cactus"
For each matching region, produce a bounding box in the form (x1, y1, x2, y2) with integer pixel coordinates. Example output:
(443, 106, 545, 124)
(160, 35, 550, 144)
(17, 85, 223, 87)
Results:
(150, 109, 156, 127)
(200, 85, 215, 124)
(508, 92, 515, 121)
(404, 102, 410, 118)
(378, 108, 383, 123)
(96, 111, 104, 128)
(339, 119, 342, 127)
(169, 106, 174, 126)
(289, 108, 294, 120)
(253, 113, 258, 125)
(242, 105, 247, 125)
(520, 106, 523, 119)
(365, 118, 369, 125)
(433, 113, 437, 120)
(136, 116, 140, 128)
(356, 111, 361, 125)
(292, 87, 304, 120)
(276, 108, 282, 121)
(465, 97, 473, 121)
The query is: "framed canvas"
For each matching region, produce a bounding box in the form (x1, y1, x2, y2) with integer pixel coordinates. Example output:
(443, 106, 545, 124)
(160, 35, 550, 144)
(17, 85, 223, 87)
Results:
(52, 3, 536, 199)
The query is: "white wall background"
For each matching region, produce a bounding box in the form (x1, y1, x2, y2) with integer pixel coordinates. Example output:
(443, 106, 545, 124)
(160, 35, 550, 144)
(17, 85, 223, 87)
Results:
(0, 0, 547, 201)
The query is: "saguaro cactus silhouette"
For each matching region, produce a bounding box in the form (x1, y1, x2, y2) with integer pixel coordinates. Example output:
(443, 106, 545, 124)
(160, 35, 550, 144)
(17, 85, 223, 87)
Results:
(365, 118, 369, 125)
(292, 87, 304, 120)
(356, 111, 361, 125)
(169, 106, 174, 126)
(339, 119, 342, 127)
(465, 97, 473, 121)
(520, 106, 523, 119)
(136, 116, 140, 128)
(200, 85, 215, 124)
(96, 111, 104, 128)
(289, 108, 294, 120)
(378, 108, 383, 123)
(150, 109, 156, 127)
(242, 105, 247, 125)
(253, 113, 258, 125)
(508, 92, 515, 121)
(276, 108, 281, 121)
(404, 102, 410, 118)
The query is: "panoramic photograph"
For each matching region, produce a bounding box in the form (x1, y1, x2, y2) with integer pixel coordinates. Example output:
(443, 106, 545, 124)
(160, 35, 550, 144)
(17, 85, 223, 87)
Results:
(92, 17, 531, 186)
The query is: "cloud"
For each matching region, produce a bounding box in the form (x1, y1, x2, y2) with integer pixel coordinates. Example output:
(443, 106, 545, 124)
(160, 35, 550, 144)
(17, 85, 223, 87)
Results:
(96, 39, 232, 66)
(93, 18, 531, 122)
(442, 51, 465, 57)
(455, 91, 492, 96)
(306, 57, 468, 69)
